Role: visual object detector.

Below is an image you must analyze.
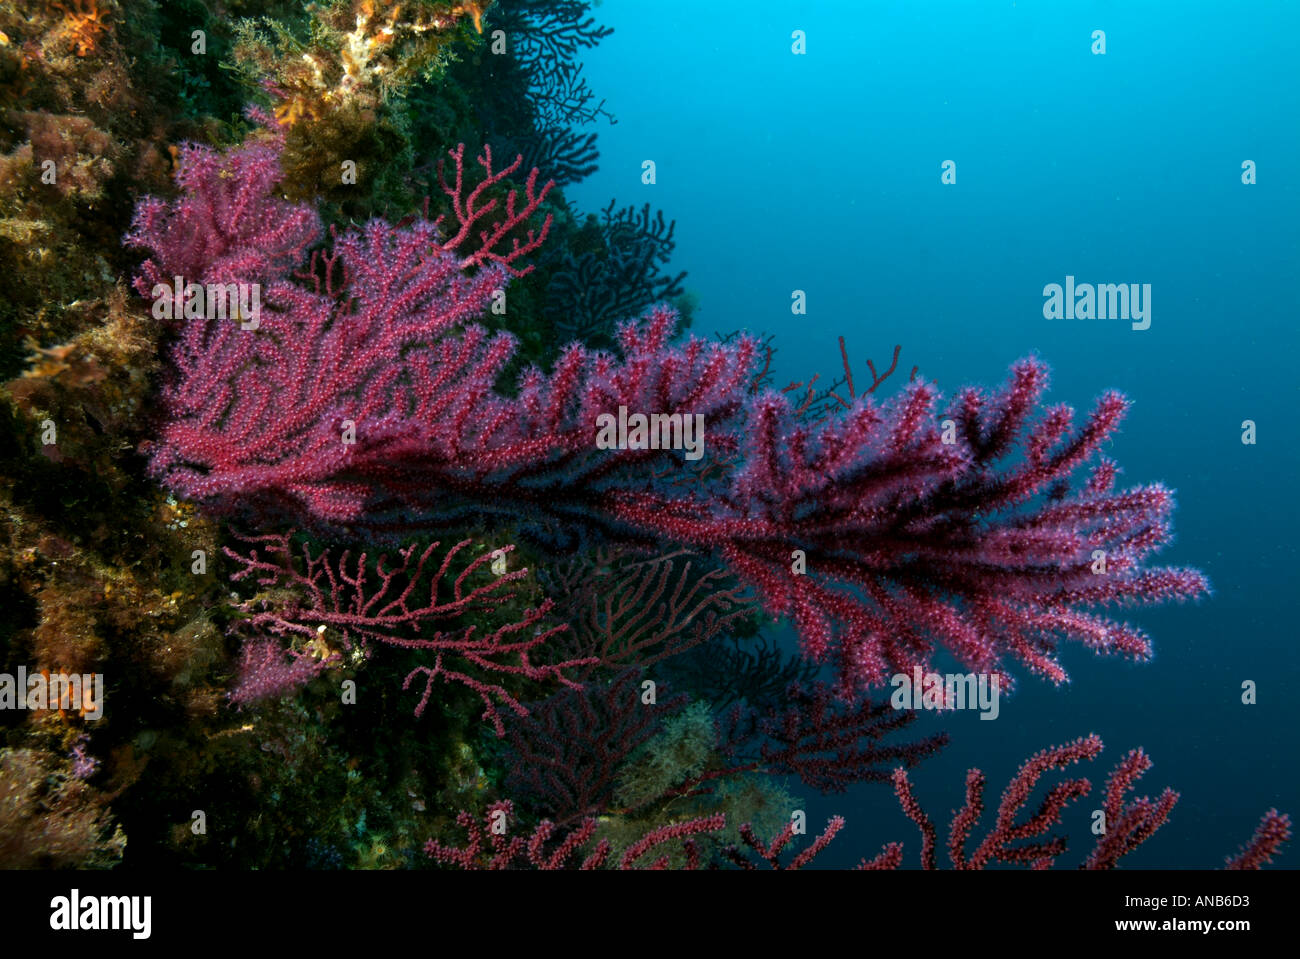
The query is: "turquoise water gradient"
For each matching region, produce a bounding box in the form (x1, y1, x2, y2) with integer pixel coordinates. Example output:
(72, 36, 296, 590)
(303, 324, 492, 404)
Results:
(565, 1, 1299, 866)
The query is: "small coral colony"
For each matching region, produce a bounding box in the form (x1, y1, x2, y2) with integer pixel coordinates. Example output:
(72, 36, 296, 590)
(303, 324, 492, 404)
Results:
(0, 1, 1288, 870)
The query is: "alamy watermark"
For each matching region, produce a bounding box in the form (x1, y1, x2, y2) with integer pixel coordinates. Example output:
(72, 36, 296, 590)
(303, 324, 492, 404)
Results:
(50, 890, 150, 939)
(1043, 275, 1151, 330)
(0, 667, 103, 720)
(595, 405, 706, 461)
(890, 667, 1000, 720)
(151, 275, 262, 330)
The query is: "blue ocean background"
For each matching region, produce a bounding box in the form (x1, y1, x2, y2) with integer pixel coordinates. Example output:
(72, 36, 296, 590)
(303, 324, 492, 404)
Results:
(565, 0, 1299, 867)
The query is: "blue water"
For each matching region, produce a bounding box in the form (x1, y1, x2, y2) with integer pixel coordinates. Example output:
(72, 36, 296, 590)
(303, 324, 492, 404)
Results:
(566, 0, 1299, 867)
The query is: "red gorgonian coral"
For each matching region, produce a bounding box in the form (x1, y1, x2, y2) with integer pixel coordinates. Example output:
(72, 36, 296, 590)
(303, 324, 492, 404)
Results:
(128, 133, 1207, 699)
(877, 735, 1291, 870)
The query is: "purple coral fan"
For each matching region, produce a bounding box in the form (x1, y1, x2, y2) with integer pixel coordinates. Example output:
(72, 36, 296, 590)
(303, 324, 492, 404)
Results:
(125, 134, 320, 291)
(228, 636, 333, 707)
(128, 134, 1207, 698)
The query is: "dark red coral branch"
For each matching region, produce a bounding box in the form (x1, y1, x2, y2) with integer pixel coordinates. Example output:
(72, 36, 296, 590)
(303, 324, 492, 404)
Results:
(539, 546, 757, 675)
(436, 142, 554, 275)
(886, 736, 1288, 870)
(1082, 747, 1180, 870)
(711, 682, 948, 795)
(501, 670, 686, 824)
(724, 816, 845, 870)
(425, 805, 845, 870)
(223, 531, 594, 734)
(423, 800, 727, 870)
(1224, 810, 1293, 870)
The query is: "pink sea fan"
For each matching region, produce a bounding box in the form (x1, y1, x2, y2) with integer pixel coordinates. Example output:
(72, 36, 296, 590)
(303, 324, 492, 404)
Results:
(228, 636, 333, 707)
(124, 138, 321, 292)
(129, 134, 1208, 698)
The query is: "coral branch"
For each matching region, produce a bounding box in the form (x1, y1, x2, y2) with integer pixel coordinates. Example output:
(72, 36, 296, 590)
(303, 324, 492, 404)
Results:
(714, 682, 948, 794)
(1082, 747, 1179, 870)
(501, 671, 685, 823)
(885, 736, 1289, 870)
(539, 546, 757, 675)
(1224, 810, 1293, 870)
(724, 816, 845, 870)
(436, 142, 555, 275)
(423, 800, 727, 870)
(223, 531, 593, 734)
